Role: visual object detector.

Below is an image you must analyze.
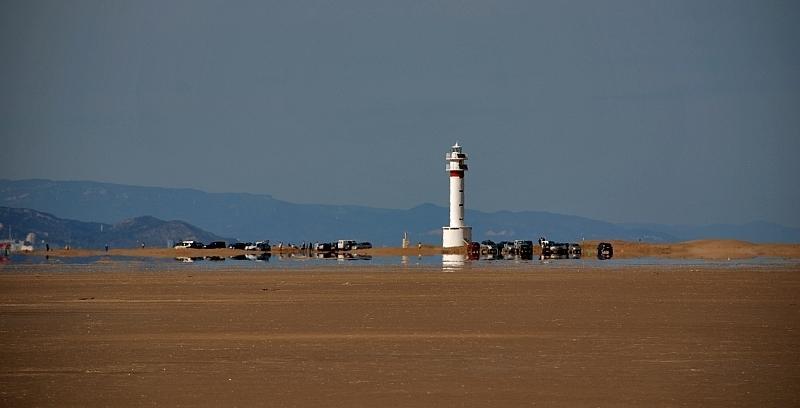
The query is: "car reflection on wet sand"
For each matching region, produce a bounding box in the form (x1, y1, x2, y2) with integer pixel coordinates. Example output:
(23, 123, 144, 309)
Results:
(307, 252, 370, 261)
(229, 253, 272, 261)
(176, 253, 271, 263)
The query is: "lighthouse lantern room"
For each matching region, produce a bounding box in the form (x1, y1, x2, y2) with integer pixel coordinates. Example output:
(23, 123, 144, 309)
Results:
(442, 143, 473, 248)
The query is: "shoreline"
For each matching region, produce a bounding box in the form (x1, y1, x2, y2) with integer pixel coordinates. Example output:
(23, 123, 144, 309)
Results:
(17, 239, 800, 260)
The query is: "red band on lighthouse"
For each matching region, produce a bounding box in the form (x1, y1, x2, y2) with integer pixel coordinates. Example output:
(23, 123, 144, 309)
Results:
(449, 171, 463, 178)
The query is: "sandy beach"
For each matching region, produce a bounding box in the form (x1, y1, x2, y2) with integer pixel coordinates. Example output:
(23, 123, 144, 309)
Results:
(1, 261, 799, 407)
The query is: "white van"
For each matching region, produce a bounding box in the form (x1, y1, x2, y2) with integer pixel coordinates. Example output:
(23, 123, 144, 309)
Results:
(174, 240, 202, 249)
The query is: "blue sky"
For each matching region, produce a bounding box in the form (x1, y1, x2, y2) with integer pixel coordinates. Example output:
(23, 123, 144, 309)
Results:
(1, 0, 798, 227)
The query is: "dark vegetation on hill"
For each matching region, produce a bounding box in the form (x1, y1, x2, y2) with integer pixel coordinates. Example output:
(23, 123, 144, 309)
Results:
(0, 206, 228, 248)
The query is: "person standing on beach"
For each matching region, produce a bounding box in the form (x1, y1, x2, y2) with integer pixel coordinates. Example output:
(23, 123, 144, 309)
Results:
(105, 244, 109, 252)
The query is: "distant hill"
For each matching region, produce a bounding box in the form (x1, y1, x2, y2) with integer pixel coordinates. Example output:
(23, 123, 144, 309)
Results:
(1, 179, 799, 244)
(0, 206, 229, 248)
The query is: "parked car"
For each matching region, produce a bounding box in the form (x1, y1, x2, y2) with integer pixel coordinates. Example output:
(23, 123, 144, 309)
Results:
(499, 241, 515, 254)
(315, 242, 333, 252)
(246, 241, 271, 251)
(550, 243, 569, 258)
(597, 242, 613, 260)
(352, 242, 372, 250)
(337, 240, 357, 251)
(467, 242, 480, 259)
(174, 240, 203, 249)
(480, 240, 498, 255)
(204, 241, 226, 249)
(513, 240, 534, 254)
(229, 242, 250, 250)
(568, 243, 582, 259)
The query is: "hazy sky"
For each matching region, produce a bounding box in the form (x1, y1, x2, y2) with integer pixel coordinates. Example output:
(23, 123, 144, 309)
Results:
(2, 0, 798, 227)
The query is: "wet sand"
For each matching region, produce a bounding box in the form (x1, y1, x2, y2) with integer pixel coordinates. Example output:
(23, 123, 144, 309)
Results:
(1, 264, 799, 407)
(31, 239, 800, 259)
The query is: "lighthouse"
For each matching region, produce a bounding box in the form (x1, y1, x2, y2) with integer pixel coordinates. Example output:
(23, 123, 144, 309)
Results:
(442, 143, 472, 248)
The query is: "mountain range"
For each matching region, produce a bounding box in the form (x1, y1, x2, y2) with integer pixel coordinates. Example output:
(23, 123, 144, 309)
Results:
(1, 179, 798, 247)
(0, 206, 228, 249)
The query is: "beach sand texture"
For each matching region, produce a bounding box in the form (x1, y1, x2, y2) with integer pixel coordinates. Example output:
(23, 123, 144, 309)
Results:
(1, 262, 799, 407)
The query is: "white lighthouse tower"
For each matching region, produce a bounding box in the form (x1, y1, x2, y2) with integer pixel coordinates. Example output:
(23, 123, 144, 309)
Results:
(442, 143, 472, 248)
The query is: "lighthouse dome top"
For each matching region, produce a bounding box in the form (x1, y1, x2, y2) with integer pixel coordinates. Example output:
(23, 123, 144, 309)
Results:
(446, 143, 468, 171)
(448, 143, 466, 159)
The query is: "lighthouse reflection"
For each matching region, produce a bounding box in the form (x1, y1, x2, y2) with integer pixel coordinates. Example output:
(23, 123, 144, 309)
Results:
(442, 254, 467, 271)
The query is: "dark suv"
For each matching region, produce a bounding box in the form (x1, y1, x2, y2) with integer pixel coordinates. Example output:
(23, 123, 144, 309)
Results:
(204, 241, 227, 249)
(597, 242, 613, 260)
(229, 242, 250, 250)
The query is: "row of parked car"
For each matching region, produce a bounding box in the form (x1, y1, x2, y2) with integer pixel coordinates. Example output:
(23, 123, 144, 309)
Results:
(539, 238, 582, 259)
(173, 240, 271, 251)
(537, 238, 615, 260)
(173, 239, 374, 253)
(315, 240, 372, 252)
(479, 240, 535, 256)
(173, 238, 612, 260)
(229, 241, 272, 251)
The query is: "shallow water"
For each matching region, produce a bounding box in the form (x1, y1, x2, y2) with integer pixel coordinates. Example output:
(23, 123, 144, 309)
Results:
(2, 254, 164, 265)
(2, 253, 798, 271)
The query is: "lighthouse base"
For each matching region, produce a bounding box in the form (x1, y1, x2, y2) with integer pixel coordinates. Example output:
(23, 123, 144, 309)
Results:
(442, 226, 472, 248)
